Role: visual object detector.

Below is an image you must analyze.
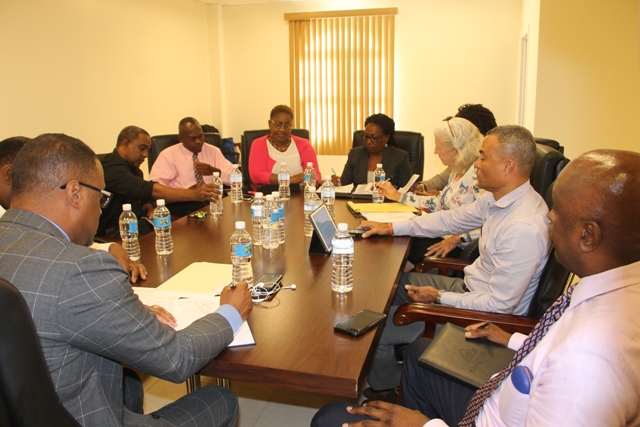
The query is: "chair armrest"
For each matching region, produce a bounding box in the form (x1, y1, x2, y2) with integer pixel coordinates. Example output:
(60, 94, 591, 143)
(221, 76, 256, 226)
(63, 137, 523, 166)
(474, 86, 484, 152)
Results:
(393, 303, 538, 336)
(414, 256, 472, 274)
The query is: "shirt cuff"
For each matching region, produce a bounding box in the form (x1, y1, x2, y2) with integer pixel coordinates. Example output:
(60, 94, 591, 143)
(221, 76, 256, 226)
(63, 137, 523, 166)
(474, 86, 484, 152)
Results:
(90, 242, 114, 252)
(508, 332, 528, 351)
(400, 193, 408, 204)
(425, 419, 449, 427)
(440, 291, 461, 307)
(215, 304, 243, 333)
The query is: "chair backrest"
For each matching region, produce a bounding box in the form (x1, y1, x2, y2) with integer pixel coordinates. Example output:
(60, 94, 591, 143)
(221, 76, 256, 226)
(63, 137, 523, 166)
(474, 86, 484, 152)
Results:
(148, 132, 222, 173)
(535, 137, 564, 154)
(525, 247, 571, 318)
(530, 143, 569, 201)
(0, 278, 81, 427)
(96, 153, 109, 163)
(240, 129, 310, 190)
(353, 130, 425, 180)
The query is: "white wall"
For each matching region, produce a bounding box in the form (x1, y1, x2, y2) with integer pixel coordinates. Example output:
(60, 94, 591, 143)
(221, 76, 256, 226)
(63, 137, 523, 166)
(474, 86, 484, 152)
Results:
(534, 0, 640, 159)
(216, 0, 523, 177)
(0, 0, 214, 154)
(519, 0, 541, 131)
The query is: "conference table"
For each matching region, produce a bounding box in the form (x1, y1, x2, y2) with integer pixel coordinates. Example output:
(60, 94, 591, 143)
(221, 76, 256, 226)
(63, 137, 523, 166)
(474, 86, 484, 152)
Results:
(136, 193, 412, 398)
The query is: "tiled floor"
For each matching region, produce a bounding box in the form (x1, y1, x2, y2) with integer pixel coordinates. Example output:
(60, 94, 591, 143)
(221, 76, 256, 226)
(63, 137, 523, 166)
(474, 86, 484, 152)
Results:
(141, 373, 362, 426)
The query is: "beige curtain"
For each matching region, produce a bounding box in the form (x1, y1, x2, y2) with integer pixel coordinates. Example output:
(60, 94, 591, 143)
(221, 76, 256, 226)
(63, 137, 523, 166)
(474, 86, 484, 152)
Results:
(288, 10, 396, 155)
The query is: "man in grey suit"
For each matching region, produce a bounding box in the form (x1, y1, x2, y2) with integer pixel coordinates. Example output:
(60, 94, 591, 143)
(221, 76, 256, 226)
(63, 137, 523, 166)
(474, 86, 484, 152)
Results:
(0, 133, 253, 426)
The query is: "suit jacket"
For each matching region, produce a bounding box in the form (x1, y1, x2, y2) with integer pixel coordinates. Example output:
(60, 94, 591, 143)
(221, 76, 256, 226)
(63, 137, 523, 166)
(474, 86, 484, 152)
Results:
(0, 209, 234, 427)
(340, 145, 413, 188)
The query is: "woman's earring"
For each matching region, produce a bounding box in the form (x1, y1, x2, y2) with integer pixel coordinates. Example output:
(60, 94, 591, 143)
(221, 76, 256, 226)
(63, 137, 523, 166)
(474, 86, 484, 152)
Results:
(385, 143, 388, 148)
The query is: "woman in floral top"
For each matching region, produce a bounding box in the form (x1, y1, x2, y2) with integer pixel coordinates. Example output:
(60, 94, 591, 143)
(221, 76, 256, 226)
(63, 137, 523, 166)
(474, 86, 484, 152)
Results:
(377, 117, 483, 265)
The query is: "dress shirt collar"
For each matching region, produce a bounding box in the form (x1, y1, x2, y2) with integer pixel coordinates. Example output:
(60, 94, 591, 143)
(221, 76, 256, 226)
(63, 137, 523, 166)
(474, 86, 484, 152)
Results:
(569, 260, 640, 310)
(487, 180, 533, 209)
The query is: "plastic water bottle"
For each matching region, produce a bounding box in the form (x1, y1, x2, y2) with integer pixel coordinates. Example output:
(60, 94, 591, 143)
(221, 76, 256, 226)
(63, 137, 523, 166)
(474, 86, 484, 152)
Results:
(251, 192, 265, 246)
(153, 199, 173, 255)
(271, 191, 285, 244)
(332, 223, 354, 293)
(230, 221, 253, 287)
(320, 176, 336, 220)
(303, 162, 316, 191)
(278, 162, 290, 200)
(210, 172, 223, 216)
(303, 186, 321, 237)
(230, 164, 243, 204)
(119, 204, 140, 262)
(372, 163, 385, 204)
(262, 195, 280, 250)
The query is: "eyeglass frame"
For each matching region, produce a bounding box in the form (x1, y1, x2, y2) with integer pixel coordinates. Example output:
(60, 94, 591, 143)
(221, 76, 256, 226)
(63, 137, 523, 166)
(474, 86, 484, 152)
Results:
(444, 116, 455, 140)
(59, 181, 113, 208)
(269, 120, 293, 130)
(360, 132, 386, 143)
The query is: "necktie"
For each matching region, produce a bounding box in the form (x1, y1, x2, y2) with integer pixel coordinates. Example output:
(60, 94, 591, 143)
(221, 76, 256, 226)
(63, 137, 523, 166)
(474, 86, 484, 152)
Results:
(192, 153, 204, 187)
(458, 284, 576, 426)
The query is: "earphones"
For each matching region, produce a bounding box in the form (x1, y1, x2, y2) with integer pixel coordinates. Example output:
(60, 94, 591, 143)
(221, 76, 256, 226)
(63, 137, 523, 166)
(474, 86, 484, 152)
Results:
(250, 282, 297, 303)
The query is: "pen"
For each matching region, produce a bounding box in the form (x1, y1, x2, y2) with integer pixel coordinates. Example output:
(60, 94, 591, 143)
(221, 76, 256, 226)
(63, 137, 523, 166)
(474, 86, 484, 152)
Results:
(476, 322, 491, 330)
(331, 168, 337, 176)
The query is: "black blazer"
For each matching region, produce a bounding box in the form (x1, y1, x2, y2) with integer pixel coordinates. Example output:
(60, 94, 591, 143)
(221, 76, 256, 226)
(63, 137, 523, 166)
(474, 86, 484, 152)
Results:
(340, 145, 413, 188)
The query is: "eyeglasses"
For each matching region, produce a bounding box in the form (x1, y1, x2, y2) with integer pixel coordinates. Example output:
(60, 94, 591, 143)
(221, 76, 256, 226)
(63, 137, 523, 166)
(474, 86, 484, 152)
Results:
(269, 120, 293, 130)
(360, 132, 385, 143)
(444, 116, 455, 139)
(59, 181, 112, 208)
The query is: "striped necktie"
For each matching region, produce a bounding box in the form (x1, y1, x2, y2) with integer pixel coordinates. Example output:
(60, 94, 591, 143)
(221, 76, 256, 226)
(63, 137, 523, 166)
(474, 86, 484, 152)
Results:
(458, 284, 576, 426)
(192, 152, 204, 187)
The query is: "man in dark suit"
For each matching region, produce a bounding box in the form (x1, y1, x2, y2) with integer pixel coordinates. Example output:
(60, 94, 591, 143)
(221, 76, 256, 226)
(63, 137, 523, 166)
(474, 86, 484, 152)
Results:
(0, 133, 253, 427)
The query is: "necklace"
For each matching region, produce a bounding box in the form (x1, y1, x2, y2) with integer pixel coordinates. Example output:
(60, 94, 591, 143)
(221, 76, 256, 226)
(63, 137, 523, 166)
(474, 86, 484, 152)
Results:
(268, 135, 292, 152)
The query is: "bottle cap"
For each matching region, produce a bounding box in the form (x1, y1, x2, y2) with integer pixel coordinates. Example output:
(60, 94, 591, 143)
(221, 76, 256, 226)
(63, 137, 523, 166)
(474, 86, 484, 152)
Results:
(266, 195, 274, 201)
(323, 175, 331, 181)
(156, 199, 165, 206)
(377, 163, 383, 168)
(271, 191, 279, 197)
(338, 223, 349, 231)
(255, 192, 263, 198)
(308, 186, 316, 192)
(280, 161, 286, 166)
(235, 221, 245, 229)
(213, 172, 220, 177)
(122, 204, 132, 211)
(307, 162, 313, 167)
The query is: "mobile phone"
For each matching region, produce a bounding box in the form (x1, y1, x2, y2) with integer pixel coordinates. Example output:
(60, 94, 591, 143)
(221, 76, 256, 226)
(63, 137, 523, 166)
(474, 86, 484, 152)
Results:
(348, 229, 366, 236)
(334, 309, 387, 337)
(255, 273, 283, 292)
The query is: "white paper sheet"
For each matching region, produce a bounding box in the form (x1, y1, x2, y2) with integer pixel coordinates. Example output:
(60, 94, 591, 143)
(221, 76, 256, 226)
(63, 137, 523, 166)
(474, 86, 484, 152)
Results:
(133, 262, 255, 347)
(399, 174, 420, 193)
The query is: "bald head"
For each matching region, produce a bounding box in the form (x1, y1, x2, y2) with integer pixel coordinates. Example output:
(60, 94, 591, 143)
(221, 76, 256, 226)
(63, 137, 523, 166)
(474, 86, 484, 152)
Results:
(552, 149, 640, 276)
(178, 117, 204, 154)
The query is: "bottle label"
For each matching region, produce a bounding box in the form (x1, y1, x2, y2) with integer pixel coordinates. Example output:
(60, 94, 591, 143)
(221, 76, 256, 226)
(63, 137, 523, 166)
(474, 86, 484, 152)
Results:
(270, 212, 279, 223)
(128, 221, 139, 233)
(251, 206, 263, 217)
(233, 243, 252, 257)
(304, 173, 310, 182)
(333, 240, 354, 255)
(154, 217, 171, 228)
(377, 173, 385, 182)
(278, 172, 290, 181)
(230, 174, 242, 183)
(279, 204, 284, 219)
(321, 188, 335, 198)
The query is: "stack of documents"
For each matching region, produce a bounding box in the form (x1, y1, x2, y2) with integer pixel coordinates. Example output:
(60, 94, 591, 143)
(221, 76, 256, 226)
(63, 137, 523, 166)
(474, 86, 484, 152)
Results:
(347, 201, 420, 222)
(133, 262, 255, 347)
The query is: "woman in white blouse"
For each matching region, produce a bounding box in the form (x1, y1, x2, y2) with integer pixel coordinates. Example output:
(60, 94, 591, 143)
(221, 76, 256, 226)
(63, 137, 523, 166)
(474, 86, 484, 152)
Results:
(377, 117, 483, 264)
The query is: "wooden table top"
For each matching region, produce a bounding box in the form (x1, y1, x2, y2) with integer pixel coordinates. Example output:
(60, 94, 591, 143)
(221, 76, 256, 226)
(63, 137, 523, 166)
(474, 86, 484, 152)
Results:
(137, 194, 411, 397)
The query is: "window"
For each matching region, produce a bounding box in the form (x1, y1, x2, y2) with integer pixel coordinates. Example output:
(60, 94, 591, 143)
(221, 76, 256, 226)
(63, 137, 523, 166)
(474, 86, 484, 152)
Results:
(286, 8, 397, 155)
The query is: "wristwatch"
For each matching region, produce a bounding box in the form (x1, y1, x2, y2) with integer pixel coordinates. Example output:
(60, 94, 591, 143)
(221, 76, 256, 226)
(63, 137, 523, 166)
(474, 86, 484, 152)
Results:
(458, 233, 469, 243)
(435, 289, 445, 305)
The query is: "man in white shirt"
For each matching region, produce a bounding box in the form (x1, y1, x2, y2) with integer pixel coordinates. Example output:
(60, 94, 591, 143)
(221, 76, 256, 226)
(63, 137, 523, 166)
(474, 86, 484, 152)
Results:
(312, 149, 640, 426)
(360, 125, 551, 398)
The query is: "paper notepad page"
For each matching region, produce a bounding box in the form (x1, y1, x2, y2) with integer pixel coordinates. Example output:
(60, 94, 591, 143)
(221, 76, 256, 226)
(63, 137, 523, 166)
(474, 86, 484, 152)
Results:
(346, 201, 419, 213)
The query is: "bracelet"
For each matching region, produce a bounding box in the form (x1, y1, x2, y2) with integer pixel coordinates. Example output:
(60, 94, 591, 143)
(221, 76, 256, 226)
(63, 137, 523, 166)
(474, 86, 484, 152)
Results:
(435, 289, 445, 305)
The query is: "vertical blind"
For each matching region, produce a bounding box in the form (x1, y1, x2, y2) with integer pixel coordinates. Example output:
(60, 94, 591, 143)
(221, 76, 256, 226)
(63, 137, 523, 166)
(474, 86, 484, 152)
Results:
(287, 9, 396, 155)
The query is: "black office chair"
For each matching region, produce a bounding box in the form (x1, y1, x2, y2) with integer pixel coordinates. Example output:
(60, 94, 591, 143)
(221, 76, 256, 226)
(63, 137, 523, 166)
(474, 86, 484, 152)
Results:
(240, 128, 310, 191)
(535, 137, 564, 154)
(0, 278, 81, 427)
(148, 132, 224, 173)
(353, 130, 425, 180)
(96, 153, 109, 163)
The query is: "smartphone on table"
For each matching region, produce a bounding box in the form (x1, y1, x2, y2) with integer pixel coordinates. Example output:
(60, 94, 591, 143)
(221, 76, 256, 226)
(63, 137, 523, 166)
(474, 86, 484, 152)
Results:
(334, 309, 387, 337)
(255, 273, 283, 292)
